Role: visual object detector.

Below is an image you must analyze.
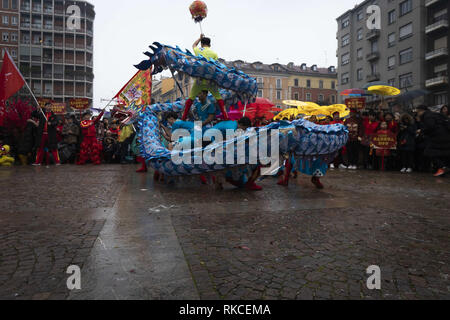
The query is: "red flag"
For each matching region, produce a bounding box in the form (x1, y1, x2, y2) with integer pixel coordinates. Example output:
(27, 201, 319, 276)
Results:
(0, 51, 25, 105)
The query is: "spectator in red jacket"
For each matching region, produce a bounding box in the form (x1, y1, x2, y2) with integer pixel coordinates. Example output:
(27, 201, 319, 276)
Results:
(384, 112, 399, 135)
(362, 111, 379, 169)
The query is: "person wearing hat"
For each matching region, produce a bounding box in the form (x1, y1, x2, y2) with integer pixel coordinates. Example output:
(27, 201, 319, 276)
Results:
(416, 105, 450, 177)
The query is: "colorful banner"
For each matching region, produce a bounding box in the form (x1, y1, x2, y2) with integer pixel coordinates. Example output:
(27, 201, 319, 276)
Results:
(51, 103, 67, 115)
(345, 98, 366, 110)
(69, 98, 90, 111)
(371, 132, 397, 150)
(115, 69, 152, 107)
(37, 98, 53, 108)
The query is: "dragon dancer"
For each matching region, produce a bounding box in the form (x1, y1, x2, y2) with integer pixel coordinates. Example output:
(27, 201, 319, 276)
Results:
(182, 35, 229, 121)
(77, 110, 105, 165)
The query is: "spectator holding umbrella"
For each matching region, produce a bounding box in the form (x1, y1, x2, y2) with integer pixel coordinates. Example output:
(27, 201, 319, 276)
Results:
(398, 114, 417, 174)
(416, 105, 450, 177)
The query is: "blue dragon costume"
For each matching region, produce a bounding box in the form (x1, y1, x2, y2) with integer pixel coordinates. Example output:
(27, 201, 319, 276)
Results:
(129, 43, 348, 178)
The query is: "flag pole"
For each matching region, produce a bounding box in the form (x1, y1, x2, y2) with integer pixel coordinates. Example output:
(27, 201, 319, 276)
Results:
(23, 80, 47, 121)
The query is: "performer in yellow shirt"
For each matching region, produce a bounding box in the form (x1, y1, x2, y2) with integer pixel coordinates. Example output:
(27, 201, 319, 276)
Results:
(182, 35, 229, 121)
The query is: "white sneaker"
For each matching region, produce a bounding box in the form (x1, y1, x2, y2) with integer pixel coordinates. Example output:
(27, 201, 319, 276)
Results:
(330, 164, 335, 169)
(339, 164, 348, 169)
(400, 168, 407, 173)
(406, 168, 413, 173)
(351, 165, 357, 170)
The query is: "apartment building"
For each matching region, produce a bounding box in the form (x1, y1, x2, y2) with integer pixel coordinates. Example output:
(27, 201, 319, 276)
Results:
(0, 0, 19, 64)
(336, 0, 449, 109)
(0, 0, 95, 107)
(153, 60, 338, 108)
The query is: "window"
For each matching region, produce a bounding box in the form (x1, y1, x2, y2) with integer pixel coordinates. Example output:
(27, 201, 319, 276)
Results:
(357, 48, 363, 60)
(357, 68, 363, 81)
(11, 49, 17, 57)
(399, 73, 413, 88)
(399, 47, 413, 64)
(341, 53, 350, 66)
(331, 81, 335, 90)
(11, 16, 17, 25)
(331, 95, 336, 104)
(357, 11, 363, 21)
(399, 23, 413, 40)
(371, 40, 378, 53)
(341, 72, 349, 85)
(341, 17, 350, 29)
(2, 32, 9, 42)
(388, 56, 396, 70)
(342, 34, 350, 47)
(2, 15, 8, 25)
(276, 90, 282, 100)
(11, 32, 17, 42)
(257, 90, 263, 98)
(435, 93, 448, 106)
(306, 93, 311, 101)
(388, 33, 396, 47)
(2, 0, 8, 9)
(294, 93, 299, 100)
(388, 79, 395, 87)
(276, 78, 281, 89)
(306, 79, 311, 88)
(318, 95, 324, 103)
(12, 0, 17, 9)
(370, 62, 378, 75)
(319, 80, 324, 89)
(357, 28, 363, 41)
(294, 79, 299, 87)
(388, 10, 396, 24)
(400, 0, 412, 16)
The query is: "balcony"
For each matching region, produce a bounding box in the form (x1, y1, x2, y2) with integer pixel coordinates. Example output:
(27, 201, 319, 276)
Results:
(44, 7, 53, 14)
(366, 30, 380, 41)
(21, 39, 31, 45)
(43, 24, 53, 30)
(32, 6, 42, 13)
(87, 61, 93, 67)
(21, 5, 30, 11)
(425, 76, 448, 88)
(65, 43, 74, 48)
(86, 30, 93, 36)
(54, 73, 63, 79)
(31, 24, 41, 30)
(367, 73, 380, 82)
(43, 41, 53, 47)
(43, 73, 52, 79)
(425, 19, 448, 34)
(44, 89, 53, 96)
(366, 51, 380, 61)
(20, 22, 30, 28)
(43, 57, 52, 63)
(54, 25, 64, 32)
(426, 48, 448, 61)
(54, 8, 64, 15)
(257, 82, 264, 89)
(425, 0, 443, 7)
(86, 45, 93, 51)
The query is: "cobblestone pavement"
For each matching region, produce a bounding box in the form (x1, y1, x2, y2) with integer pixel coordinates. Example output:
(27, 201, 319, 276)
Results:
(0, 165, 449, 300)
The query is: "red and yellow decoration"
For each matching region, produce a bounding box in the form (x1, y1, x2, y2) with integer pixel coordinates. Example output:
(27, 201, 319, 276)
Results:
(189, 1, 208, 23)
(115, 69, 152, 107)
(70, 98, 90, 111)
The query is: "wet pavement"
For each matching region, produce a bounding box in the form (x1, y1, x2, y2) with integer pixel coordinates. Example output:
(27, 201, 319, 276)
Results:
(0, 165, 449, 300)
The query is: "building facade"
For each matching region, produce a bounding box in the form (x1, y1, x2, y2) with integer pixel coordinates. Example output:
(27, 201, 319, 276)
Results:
(0, 0, 19, 64)
(336, 0, 449, 109)
(1, 0, 94, 106)
(153, 60, 338, 108)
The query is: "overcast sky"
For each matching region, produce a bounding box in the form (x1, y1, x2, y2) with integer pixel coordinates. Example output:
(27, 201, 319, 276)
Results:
(89, 0, 361, 108)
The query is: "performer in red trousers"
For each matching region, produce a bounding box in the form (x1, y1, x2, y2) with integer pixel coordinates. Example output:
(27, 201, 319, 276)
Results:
(77, 110, 105, 165)
(33, 103, 60, 166)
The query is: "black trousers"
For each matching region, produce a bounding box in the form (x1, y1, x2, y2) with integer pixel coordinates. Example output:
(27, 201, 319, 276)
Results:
(347, 141, 360, 166)
(400, 150, 414, 169)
